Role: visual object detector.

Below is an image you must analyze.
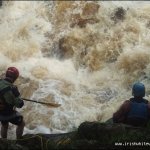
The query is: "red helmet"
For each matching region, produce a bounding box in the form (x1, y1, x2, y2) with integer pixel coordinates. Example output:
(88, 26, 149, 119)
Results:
(6, 67, 19, 81)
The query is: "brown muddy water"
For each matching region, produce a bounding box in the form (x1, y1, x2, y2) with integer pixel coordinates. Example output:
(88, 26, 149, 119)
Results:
(0, 1, 150, 139)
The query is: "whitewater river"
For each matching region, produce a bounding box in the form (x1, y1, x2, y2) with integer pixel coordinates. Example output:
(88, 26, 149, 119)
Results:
(0, 1, 150, 139)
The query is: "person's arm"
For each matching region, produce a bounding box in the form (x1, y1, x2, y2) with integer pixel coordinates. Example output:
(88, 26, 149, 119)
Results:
(13, 96, 24, 108)
(3, 86, 24, 108)
(11, 85, 24, 108)
(113, 100, 131, 123)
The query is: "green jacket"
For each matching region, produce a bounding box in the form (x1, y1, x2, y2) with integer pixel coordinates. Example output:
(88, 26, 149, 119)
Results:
(0, 79, 23, 108)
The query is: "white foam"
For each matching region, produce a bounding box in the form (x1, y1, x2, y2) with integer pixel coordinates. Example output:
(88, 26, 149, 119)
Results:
(1, 1, 150, 137)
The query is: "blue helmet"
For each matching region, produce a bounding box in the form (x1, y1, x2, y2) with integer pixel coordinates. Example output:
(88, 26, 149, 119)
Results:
(132, 82, 145, 97)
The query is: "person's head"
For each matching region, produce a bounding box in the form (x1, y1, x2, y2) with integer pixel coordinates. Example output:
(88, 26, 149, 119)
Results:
(132, 82, 145, 98)
(5, 67, 19, 83)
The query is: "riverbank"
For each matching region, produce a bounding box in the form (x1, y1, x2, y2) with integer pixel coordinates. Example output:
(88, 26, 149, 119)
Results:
(0, 121, 149, 150)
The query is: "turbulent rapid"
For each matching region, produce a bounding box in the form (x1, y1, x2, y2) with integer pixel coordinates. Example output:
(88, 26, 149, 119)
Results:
(0, 1, 150, 139)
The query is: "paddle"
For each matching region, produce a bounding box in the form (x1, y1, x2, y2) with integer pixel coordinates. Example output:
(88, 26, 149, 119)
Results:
(22, 98, 61, 108)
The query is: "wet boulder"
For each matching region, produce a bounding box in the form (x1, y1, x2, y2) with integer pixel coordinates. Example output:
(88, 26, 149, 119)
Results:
(111, 7, 126, 23)
(78, 121, 150, 145)
(1, 121, 150, 149)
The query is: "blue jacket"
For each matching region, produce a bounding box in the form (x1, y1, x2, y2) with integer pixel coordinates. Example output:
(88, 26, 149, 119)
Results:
(126, 98, 149, 126)
(113, 98, 150, 127)
(127, 102, 148, 120)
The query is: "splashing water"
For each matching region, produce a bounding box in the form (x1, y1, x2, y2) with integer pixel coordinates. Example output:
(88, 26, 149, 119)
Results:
(1, 1, 150, 139)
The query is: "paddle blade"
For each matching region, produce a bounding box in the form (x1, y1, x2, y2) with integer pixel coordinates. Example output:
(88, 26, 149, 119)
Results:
(43, 103, 61, 108)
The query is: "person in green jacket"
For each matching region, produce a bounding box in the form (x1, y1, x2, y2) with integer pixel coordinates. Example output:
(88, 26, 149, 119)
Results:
(0, 67, 25, 139)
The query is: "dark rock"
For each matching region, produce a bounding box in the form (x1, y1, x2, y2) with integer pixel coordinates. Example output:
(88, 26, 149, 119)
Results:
(78, 121, 150, 144)
(1, 121, 150, 149)
(0, 138, 27, 150)
(111, 7, 126, 23)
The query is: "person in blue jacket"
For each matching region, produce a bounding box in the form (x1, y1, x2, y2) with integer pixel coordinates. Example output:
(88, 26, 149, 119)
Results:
(113, 82, 150, 127)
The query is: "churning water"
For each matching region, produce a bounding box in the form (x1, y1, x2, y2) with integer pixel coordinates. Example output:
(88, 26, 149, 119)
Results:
(0, 1, 150, 139)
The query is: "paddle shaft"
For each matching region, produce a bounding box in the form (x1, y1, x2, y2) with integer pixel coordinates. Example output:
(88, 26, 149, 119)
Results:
(22, 98, 60, 107)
